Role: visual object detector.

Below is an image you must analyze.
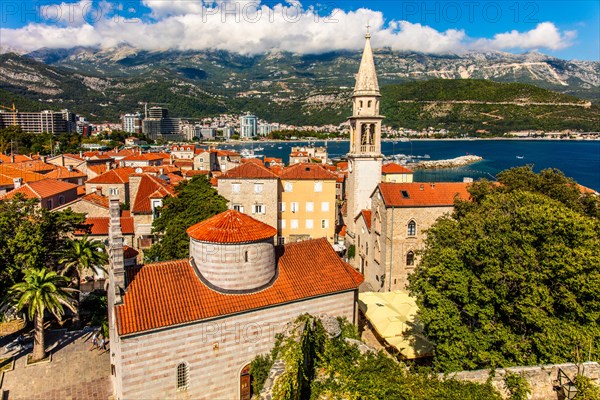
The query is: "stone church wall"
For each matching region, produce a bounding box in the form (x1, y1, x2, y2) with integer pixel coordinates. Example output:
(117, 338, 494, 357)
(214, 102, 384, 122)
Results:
(114, 290, 356, 399)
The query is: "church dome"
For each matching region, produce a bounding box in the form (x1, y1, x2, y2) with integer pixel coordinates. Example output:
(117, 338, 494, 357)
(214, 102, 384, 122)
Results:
(187, 210, 277, 292)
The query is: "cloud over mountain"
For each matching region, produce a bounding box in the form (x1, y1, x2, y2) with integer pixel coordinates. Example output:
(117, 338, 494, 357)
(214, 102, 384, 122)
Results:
(0, 0, 577, 54)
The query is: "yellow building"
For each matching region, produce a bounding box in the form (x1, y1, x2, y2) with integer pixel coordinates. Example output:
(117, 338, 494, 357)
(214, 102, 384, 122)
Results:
(381, 163, 414, 183)
(279, 163, 337, 245)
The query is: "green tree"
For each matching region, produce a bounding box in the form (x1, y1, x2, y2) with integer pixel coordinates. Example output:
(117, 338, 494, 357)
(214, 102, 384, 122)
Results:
(145, 176, 227, 261)
(409, 190, 600, 372)
(6, 268, 77, 361)
(58, 236, 108, 282)
(0, 196, 85, 297)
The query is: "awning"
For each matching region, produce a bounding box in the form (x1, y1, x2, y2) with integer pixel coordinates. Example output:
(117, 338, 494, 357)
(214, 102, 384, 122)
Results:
(358, 290, 433, 359)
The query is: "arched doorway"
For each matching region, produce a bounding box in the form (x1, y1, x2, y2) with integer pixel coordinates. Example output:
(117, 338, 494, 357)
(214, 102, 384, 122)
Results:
(240, 364, 252, 400)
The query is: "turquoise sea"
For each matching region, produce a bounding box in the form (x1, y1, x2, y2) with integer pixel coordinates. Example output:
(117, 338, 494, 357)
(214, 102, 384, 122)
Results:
(225, 140, 600, 191)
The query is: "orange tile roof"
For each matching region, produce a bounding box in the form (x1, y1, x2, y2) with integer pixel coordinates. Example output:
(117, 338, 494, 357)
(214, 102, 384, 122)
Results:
(0, 165, 46, 186)
(76, 216, 135, 236)
(2, 178, 79, 200)
(382, 163, 414, 174)
(132, 174, 175, 214)
(81, 192, 110, 209)
(45, 166, 86, 180)
(214, 149, 240, 157)
(173, 160, 194, 167)
(241, 158, 264, 165)
(60, 153, 85, 161)
(166, 173, 184, 185)
(355, 209, 372, 231)
(106, 149, 138, 158)
(184, 170, 210, 177)
(219, 162, 278, 180)
(338, 225, 347, 237)
(116, 237, 363, 335)
(280, 163, 338, 181)
(87, 164, 109, 176)
(0, 154, 32, 163)
(87, 167, 136, 184)
(378, 182, 471, 207)
(336, 161, 348, 171)
(264, 157, 282, 164)
(76, 186, 86, 196)
(7, 160, 56, 174)
(187, 210, 277, 243)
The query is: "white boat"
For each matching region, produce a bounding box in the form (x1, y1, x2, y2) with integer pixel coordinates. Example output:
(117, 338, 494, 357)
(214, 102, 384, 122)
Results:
(516, 155, 524, 159)
(277, 146, 283, 149)
(240, 148, 262, 158)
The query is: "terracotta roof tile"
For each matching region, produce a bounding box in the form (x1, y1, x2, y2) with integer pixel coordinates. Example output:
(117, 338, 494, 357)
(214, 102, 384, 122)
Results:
(87, 167, 136, 184)
(0, 154, 32, 163)
(219, 162, 278, 180)
(2, 178, 79, 200)
(241, 158, 264, 165)
(76, 186, 86, 196)
(123, 245, 139, 259)
(116, 237, 363, 335)
(7, 160, 56, 174)
(382, 163, 413, 174)
(355, 209, 372, 231)
(132, 174, 175, 214)
(186, 210, 276, 243)
(378, 182, 471, 207)
(184, 170, 210, 177)
(122, 153, 164, 162)
(0, 165, 46, 186)
(81, 193, 110, 208)
(280, 163, 338, 181)
(75, 216, 135, 236)
(45, 166, 86, 180)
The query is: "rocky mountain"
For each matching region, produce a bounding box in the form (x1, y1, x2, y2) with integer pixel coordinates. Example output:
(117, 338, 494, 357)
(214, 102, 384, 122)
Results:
(0, 46, 598, 127)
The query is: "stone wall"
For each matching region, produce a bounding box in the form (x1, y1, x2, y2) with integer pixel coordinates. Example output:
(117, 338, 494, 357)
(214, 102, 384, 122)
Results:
(217, 178, 279, 230)
(113, 290, 357, 400)
(444, 362, 600, 400)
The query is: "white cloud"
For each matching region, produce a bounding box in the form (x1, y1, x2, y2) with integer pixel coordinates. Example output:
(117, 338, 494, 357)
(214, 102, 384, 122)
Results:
(473, 22, 576, 51)
(0, 1, 577, 55)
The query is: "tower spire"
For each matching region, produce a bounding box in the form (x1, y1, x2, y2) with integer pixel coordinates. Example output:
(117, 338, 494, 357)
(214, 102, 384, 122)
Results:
(354, 26, 379, 97)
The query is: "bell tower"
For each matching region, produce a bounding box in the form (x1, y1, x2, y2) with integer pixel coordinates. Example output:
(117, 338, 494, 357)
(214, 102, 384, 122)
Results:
(346, 27, 384, 242)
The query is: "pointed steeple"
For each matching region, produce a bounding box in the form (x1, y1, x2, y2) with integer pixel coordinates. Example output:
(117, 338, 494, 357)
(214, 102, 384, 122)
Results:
(354, 28, 380, 97)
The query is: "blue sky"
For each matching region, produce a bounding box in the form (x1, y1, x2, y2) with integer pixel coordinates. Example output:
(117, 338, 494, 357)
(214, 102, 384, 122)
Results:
(0, 1, 598, 59)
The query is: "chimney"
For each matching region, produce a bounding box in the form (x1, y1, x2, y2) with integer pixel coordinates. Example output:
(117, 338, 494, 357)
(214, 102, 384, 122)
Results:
(67, 165, 73, 172)
(430, 183, 435, 189)
(108, 198, 125, 304)
(128, 175, 142, 210)
(419, 184, 424, 191)
(159, 168, 164, 175)
(79, 151, 83, 158)
(95, 186, 102, 196)
(13, 177, 23, 188)
(106, 161, 111, 171)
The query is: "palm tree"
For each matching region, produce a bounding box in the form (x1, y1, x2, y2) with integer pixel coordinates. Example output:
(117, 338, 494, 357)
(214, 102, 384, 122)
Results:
(6, 268, 77, 361)
(58, 236, 108, 283)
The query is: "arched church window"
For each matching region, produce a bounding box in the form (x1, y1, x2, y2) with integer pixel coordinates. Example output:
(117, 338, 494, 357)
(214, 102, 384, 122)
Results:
(406, 251, 415, 266)
(176, 362, 189, 391)
(359, 100, 363, 108)
(408, 220, 416, 236)
(244, 251, 249, 262)
(368, 100, 372, 108)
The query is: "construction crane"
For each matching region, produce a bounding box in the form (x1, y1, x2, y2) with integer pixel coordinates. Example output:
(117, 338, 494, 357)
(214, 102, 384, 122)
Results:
(0, 102, 17, 126)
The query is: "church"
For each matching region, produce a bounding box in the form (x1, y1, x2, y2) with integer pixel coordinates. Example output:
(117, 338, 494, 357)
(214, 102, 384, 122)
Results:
(106, 202, 362, 399)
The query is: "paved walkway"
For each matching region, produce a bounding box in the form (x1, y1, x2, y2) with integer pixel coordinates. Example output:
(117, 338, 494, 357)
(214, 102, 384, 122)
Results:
(0, 329, 112, 400)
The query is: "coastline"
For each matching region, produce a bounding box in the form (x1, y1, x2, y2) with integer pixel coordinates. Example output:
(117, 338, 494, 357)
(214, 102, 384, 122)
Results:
(215, 137, 600, 145)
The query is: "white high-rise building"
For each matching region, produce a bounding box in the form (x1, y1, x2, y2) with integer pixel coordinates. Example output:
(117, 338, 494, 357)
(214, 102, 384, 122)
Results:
(345, 28, 384, 242)
(240, 114, 257, 138)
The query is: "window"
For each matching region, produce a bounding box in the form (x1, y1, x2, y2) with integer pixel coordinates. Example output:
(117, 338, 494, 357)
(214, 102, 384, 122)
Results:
(58, 195, 65, 205)
(407, 251, 415, 266)
(306, 202, 314, 212)
(306, 219, 314, 229)
(253, 204, 265, 214)
(233, 204, 244, 213)
(279, 202, 286, 212)
(321, 202, 329, 212)
(291, 219, 299, 229)
(290, 202, 299, 213)
(109, 187, 119, 196)
(232, 183, 241, 193)
(176, 362, 189, 391)
(46, 199, 53, 209)
(199, 158, 204, 162)
(278, 237, 285, 245)
(284, 182, 293, 192)
(368, 100, 372, 107)
(366, 243, 369, 256)
(244, 251, 249, 262)
(280, 220, 286, 229)
(401, 190, 410, 199)
(359, 101, 363, 108)
(321, 219, 329, 229)
(408, 220, 416, 236)
(314, 181, 323, 192)
(254, 183, 263, 193)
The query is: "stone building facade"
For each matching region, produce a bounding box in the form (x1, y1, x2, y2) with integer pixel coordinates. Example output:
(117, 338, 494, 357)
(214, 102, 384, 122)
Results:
(217, 162, 279, 230)
(363, 182, 470, 291)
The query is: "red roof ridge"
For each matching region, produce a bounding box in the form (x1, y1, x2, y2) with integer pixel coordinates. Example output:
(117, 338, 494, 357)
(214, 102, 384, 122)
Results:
(187, 210, 277, 243)
(280, 163, 338, 180)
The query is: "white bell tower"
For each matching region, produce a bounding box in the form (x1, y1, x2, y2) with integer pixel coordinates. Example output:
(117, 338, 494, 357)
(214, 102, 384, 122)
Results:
(346, 26, 383, 241)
